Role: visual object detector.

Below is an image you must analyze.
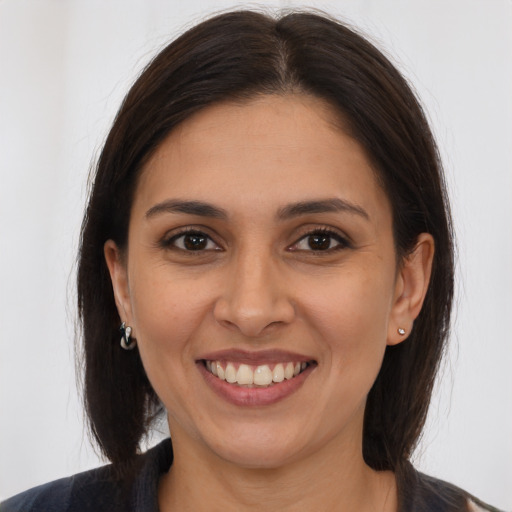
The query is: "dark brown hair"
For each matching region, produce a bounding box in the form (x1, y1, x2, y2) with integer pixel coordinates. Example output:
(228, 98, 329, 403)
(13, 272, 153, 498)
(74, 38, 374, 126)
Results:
(77, 9, 454, 483)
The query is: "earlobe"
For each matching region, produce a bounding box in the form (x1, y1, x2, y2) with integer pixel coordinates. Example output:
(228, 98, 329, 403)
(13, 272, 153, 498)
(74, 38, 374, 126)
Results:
(104, 240, 132, 325)
(387, 233, 434, 346)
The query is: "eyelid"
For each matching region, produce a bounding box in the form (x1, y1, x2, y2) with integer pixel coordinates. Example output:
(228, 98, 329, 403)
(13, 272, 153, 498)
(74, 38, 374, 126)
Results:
(160, 227, 223, 251)
(158, 224, 351, 253)
(288, 226, 352, 252)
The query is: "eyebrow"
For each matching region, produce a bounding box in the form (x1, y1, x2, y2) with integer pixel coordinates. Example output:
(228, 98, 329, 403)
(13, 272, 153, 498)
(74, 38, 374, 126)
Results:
(145, 200, 228, 219)
(277, 198, 369, 221)
(145, 197, 369, 221)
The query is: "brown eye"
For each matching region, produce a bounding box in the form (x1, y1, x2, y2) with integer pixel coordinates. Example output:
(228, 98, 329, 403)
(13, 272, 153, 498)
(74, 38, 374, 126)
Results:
(290, 229, 349, 252)
(183, 233, 208, 250)
(166, 230, 220, 251)
(307, 233, 331, 251)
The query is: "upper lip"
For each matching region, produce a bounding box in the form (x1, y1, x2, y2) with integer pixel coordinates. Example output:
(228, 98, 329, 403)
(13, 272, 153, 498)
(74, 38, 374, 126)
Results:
(197, 348, 315, 365)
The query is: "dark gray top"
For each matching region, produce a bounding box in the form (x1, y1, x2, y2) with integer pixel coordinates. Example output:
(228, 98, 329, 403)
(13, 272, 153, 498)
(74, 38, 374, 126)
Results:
(1, 439, 503, 512)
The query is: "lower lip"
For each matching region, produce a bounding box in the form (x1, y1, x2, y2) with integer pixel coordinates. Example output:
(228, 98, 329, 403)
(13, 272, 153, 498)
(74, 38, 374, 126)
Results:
(197, 362, 315, 407)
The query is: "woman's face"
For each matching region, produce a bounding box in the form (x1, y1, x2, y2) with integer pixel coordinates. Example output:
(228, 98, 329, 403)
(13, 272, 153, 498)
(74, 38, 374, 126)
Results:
(106, 94, 430, 469)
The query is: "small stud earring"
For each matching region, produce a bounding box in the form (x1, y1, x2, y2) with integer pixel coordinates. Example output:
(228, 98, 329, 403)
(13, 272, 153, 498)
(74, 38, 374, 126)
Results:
(120, 322, 137, 350)
(397, 327, 406, 336)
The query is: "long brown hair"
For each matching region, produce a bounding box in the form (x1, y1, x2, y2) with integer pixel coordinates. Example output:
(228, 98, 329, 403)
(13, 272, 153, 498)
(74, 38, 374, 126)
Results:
(77, 9, 454, 484)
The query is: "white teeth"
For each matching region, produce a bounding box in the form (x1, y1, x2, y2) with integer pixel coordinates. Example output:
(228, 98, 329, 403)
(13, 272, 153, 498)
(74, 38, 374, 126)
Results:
(225, 363, 237, 383)
(236, 364, 254, 385)
(253, 365, 273, 386)
(206, 360, 310, 386)
(272, 363, 285, 383)
(216, 362, 225, 380)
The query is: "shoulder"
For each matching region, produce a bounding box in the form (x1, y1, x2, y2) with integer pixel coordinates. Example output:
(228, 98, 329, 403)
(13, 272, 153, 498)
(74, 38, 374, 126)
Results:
(0, 439, 173, 512)
(402, 466, 505, 512)
(0, 464, 127, 512)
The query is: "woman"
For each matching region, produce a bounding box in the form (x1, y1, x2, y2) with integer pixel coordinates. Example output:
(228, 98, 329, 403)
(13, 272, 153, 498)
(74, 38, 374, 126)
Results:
(2, 10, 503, 512)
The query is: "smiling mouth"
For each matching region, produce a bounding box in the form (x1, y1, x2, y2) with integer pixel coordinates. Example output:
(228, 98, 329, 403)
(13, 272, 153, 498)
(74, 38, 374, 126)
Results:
(203, 360, 313, 387)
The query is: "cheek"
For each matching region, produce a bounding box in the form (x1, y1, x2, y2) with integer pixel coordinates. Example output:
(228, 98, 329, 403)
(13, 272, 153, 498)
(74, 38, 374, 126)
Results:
(302, 266, 394, 368)
(127, 268, 218, 390)
(129, 261, 213, 339)
(126, 270, 217, 415)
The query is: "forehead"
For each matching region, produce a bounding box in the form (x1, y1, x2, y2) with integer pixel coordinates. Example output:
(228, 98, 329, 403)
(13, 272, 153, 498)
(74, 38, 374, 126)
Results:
(134, 94, 390, 224)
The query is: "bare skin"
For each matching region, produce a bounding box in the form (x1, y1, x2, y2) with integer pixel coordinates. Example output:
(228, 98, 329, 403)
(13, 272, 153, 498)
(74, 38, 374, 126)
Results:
(105, 94, 433, 512)
(158, 406, 398, 512)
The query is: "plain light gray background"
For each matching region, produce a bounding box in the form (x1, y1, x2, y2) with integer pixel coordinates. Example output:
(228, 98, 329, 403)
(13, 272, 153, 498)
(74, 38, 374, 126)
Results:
(1, 0, 511, 508)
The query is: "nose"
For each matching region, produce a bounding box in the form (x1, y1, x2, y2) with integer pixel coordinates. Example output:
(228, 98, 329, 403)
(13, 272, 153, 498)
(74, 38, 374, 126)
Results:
(213, 250, 295, 338)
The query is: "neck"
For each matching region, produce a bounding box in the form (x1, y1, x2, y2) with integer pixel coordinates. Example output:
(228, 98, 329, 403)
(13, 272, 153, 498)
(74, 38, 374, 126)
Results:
(158, 424, 397, 512)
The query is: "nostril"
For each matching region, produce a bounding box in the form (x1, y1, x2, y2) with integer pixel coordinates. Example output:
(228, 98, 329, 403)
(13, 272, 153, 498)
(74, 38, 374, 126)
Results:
(212, 280, 296, 338)
(217, 318, 234, 328)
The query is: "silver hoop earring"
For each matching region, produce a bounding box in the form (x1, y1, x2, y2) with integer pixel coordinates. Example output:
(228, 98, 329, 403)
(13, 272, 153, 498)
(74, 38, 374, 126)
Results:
(397, 327, 406, 336)
(120, 322, 137, 350)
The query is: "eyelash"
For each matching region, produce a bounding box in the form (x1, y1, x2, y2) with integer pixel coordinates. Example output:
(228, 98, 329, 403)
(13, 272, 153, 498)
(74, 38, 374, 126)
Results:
(160, 227, 351, 254)
(160, 228, 221, 252)
(289, 228, 351, 253)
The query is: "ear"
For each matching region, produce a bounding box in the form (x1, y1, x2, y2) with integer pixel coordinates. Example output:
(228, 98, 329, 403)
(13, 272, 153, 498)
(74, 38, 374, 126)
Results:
(104, 239, 133, 326)
(387, 233, 434, 346)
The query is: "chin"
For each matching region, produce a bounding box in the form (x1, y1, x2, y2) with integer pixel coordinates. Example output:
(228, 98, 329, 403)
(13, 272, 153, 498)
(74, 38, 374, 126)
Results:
(202, 425, 311, 470)
(217, 445, 298, 470)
